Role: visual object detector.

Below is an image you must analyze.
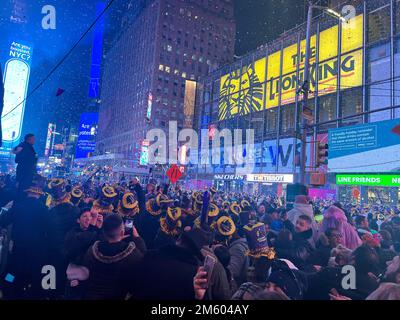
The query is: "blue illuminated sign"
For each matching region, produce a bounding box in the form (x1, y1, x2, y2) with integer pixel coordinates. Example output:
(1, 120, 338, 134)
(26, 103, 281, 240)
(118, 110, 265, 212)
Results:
(2, 41, 33, 145)
(76, 113, 99, 158)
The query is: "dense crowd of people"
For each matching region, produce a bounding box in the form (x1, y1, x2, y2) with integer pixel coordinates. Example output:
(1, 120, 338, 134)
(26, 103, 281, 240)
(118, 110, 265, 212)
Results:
(0, 170, 400, 300)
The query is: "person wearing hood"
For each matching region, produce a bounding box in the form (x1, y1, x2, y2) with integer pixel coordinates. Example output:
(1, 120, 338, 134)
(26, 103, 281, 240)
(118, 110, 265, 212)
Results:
(321, 205, 362, 250)
(287, 195, 320, 247)
(83, 214, 146, 300)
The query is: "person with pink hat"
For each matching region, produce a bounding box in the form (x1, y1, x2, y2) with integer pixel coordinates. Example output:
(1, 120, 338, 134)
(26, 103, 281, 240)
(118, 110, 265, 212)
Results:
(321, 205, 362, 250)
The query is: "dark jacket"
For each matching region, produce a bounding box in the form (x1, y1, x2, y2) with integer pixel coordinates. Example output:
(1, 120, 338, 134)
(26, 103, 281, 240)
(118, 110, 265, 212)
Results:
(47, 203, 79, 260)
(83, 237, 146, 300)
(134, 184, 160, 250)
(275, 230, 315, 271)
(153, 229, 177, 250)
(0, 196, 49, 296)
(228, 237, 249, 287)
(14, 142, 37, 182)
(46, 203, 80, 294)
(136, 212, 161, 250)
(130, 244, 201, 300)
(309, 243, 333, 267)
(305, 266, 379, 300)
(64, 225, 101, 265)
(201, 247, 232, 300)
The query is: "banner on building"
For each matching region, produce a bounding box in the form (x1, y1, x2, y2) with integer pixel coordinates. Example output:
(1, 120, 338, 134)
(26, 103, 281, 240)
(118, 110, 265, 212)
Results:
(183, 80, 197, 128)
(2, 40, 33, 144)
(218, 14, 363, 120)
(329, 118, 400, 173)
(76, 113, 99, 159)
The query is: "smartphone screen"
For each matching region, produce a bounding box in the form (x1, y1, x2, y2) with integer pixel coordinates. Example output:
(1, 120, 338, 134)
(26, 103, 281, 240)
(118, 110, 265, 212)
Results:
(125, 219, 133, 231)
(203, 255, 216, 287)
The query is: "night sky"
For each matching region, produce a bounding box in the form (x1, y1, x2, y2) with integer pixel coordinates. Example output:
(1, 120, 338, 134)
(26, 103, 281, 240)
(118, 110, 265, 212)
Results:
(234, 0, 307, 56)
(0, 0, 308, 154)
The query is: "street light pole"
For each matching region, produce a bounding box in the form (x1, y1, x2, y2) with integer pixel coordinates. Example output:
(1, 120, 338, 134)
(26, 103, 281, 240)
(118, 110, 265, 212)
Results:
(299, 1, 345, 185)
(299, 1, 314, 185)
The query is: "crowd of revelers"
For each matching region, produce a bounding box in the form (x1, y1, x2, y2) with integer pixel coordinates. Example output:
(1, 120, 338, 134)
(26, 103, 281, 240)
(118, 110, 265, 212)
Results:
(1, 171, 400, 300)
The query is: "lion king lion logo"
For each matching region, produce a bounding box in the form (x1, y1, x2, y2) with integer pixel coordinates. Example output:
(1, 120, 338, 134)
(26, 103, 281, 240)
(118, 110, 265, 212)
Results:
(219, 62, 264, 120)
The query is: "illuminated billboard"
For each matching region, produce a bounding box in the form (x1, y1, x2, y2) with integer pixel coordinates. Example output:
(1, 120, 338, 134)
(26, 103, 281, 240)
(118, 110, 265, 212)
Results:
(183, 80, 197, 128)
(44, 123, 56, 157)
(219, 14, 363, 120)
(2, 41, 33, 143)
(146, 92, 153, 120)
(140, 140, 150, 166)
(219, 57, 266, 120)
(329, 118, 400, 173)
(76, 113, 99, 158)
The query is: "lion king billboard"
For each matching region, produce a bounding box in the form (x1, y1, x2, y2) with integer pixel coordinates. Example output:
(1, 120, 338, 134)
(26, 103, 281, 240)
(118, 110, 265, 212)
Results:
(218, 14, 363, 120)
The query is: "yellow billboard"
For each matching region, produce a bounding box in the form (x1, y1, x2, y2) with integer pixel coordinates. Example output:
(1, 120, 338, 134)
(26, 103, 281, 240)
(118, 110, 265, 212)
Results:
(219, 14, 364, 120)
(219, 57, 266, 120)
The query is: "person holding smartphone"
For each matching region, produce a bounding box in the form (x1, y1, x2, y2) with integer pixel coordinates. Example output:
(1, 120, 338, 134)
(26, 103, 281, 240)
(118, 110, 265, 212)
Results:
(83, 214, 146, 300)
(64, 207, 102, 299)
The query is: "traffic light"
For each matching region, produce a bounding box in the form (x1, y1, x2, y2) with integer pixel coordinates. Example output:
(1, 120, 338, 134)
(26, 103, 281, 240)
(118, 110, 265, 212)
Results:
(316, 142, 329, 167)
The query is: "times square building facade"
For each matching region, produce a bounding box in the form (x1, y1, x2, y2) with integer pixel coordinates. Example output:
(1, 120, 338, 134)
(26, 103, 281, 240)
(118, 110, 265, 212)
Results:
(189, 0, 400, 205)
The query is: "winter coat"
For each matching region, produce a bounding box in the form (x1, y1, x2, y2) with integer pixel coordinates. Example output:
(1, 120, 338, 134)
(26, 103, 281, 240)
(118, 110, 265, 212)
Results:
(0, 196, 49, 295)
(46, 203, 80, 294)
(47, 203, 80, 259)
(136, 212, 161, 250)
(153, 229, 177, 250)
(308, 243, 333, 267)
(275, 230, 315, 271)
(228, 237, 249, 287)
(83, 237, 146, 300)
(201, 247, 231, 300)
(130, 244, 201, 300)
(305, 266, 379, 300)
(64, 225, 101, 265)
(14, 142, 37, 184)
(288, 203, 320, 247)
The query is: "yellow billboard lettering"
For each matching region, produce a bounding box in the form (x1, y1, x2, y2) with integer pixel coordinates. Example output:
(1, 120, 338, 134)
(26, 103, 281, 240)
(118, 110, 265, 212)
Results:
(342, 55, 355, 72)
(219, 15, 364, 119)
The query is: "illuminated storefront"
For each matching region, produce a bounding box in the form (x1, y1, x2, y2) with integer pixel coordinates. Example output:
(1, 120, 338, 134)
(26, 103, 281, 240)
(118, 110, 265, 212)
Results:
(192, 0, 400, 195)
(336, 174, 400, 205)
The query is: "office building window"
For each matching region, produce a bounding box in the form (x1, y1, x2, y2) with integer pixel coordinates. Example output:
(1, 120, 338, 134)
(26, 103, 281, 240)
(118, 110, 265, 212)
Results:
(368, 41, 391, 122)
(318, 94, 337, 131)
(280, 104, 295, 135)
(265, 109, 277, 136)
(368, 5, 391, 45)
(395, 37, 400, 118)
(341, 88, 363, 126)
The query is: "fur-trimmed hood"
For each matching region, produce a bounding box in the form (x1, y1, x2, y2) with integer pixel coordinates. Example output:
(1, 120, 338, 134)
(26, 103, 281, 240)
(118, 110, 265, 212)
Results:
(91, 240, 136, 264)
